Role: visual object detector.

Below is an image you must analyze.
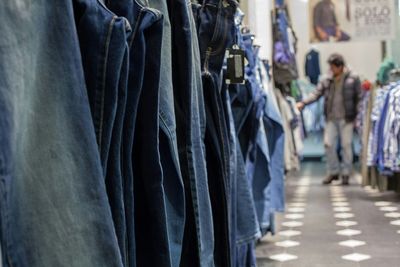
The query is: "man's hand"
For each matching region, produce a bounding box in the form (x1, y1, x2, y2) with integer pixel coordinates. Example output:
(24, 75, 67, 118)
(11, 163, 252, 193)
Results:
(335, 28, 342, 41)
(296, 102, 305, 111)
(316, 27, 329, 41)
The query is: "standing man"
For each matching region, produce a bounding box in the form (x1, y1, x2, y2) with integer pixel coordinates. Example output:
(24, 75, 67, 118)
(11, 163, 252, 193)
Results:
(313, 0, 351, 42)
(297, 54, 361, 185)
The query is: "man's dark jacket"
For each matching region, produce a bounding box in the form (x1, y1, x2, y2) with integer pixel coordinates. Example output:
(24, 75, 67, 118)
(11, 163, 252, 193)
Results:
(302, 71, 361, 122)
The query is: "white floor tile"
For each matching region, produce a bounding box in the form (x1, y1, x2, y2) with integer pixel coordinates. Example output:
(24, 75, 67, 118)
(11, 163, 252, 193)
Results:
(336, 220, 358, 227)
(334, 213, 354, 219)
(275, 240, 300, 248)
(287, 207, 305, 213)
(285, 213, 304, 219)
(269, 253, 298, 262)
(374, 201, 392, 206)
(333, 207, 352, 212)
(336, 229, 362, 236)
(390, 220, 400, 226)
(282, 221, 303, 228)
(379, 206, 398, 212)
(342, 253, 371, 262)
(339, 240, 366, 248)
(384, 212, 400, 218)
(278, 230, 302, 237)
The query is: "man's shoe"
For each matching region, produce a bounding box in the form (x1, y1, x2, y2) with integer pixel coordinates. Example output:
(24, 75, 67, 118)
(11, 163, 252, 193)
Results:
(323, 175, 339, 185)
(342, 176, 350, 185)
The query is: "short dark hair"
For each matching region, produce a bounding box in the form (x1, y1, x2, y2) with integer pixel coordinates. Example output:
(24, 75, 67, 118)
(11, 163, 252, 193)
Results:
(328, 53, 345, 67)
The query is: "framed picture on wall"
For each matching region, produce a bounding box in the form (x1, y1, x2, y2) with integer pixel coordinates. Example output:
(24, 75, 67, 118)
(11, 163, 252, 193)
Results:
(309, 0, 396, 43)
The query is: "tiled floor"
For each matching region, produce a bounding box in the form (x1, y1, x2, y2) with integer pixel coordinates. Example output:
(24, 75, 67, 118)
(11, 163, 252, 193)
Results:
(256, 162, 400, 267)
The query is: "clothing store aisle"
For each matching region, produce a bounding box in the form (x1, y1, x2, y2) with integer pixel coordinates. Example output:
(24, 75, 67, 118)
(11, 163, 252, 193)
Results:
(256, 162, 400, 267)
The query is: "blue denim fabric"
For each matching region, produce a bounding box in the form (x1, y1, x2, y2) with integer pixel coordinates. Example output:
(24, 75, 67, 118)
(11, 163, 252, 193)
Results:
(106, 1, 175, 266)
(236, 242, 257, 267)
(221, 83, 238, 265)
(105, 2, 140, 266)
(131, 8, 173, 266)
(73, 1, 131, 263)
(320, 26, 351, 42)
(0, 1, 123, 266)
(196, 1, 238, 266)
(251, 99, 274, 234)
(236, 30, 284, 236)
(147, 0, 186, 266)
(262, 87, 285, 214)
(167, 1, 215, 266)
(232, 123, 260, 245)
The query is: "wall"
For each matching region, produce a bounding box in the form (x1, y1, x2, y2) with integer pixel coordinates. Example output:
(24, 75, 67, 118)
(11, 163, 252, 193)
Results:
(288, 0, 383, 81)
(240, 0, 273, 60)
(389, 0, 400, 65)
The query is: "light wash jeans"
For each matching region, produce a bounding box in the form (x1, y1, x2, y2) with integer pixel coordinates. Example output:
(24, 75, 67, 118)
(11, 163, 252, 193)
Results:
(324, 119, 354, 176)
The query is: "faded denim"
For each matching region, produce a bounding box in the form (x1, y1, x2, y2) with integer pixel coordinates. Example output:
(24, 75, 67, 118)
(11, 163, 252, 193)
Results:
(73, 0, 131, 263)
(0, 1, 123, 266)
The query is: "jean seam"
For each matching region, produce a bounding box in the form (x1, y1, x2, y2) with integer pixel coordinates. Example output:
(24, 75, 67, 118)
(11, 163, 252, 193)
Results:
(159, 111, 176, 137)
(129, 10, 144, 48)
(236, 230, 261, 245)
(95, 16, 117, 151)
(159, 115, 184, 191)
(181, 84, 202, 257)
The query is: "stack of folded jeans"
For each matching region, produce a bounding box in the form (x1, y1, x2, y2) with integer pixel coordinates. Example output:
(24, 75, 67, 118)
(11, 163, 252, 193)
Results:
(0, 1, 286, 267)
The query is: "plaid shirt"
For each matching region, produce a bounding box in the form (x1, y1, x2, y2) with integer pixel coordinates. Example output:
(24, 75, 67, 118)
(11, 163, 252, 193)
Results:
(382, 83, 400, 171)
(367, 82, 400, 172)
(367, 88, 389, 166)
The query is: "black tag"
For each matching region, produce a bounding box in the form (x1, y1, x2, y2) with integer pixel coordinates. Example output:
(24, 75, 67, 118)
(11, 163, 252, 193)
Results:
(226, 46, 245, 84)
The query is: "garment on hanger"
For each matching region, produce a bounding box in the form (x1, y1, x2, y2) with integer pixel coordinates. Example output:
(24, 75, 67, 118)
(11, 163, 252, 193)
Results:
(305, 49, 321, 85)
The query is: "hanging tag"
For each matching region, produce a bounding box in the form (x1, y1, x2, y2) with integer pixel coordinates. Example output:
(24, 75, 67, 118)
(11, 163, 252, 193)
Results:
(225, 45, 245, 85)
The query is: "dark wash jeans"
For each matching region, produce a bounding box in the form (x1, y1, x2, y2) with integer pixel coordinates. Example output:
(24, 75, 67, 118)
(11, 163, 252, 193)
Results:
(0, 1, 123, 266)
(147, 0, 186, 266)
(107, 1, 178, 267)
(73, 0, 131, 263)
(194, 1, 238, 266)
(167, 0, 215, 266)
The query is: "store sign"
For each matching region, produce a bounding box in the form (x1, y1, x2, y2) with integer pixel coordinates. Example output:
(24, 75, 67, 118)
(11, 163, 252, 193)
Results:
(353, 0, 396, 40)
(309, 0, 396, 43)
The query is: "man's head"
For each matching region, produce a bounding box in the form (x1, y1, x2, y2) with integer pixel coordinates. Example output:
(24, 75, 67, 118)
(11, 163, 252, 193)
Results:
(328, 53, 345, 77)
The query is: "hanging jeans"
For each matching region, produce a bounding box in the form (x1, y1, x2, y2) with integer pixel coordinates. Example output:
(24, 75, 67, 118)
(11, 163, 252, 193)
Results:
(106, 1, 175, 266)
(148, 0, 186, 266)
(73, 0, 131, 263)
(324, 119, 354, 176)
(167, 1, 215, 266)
(0, 1, 123, 266)
(195, 1, 238, 266)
